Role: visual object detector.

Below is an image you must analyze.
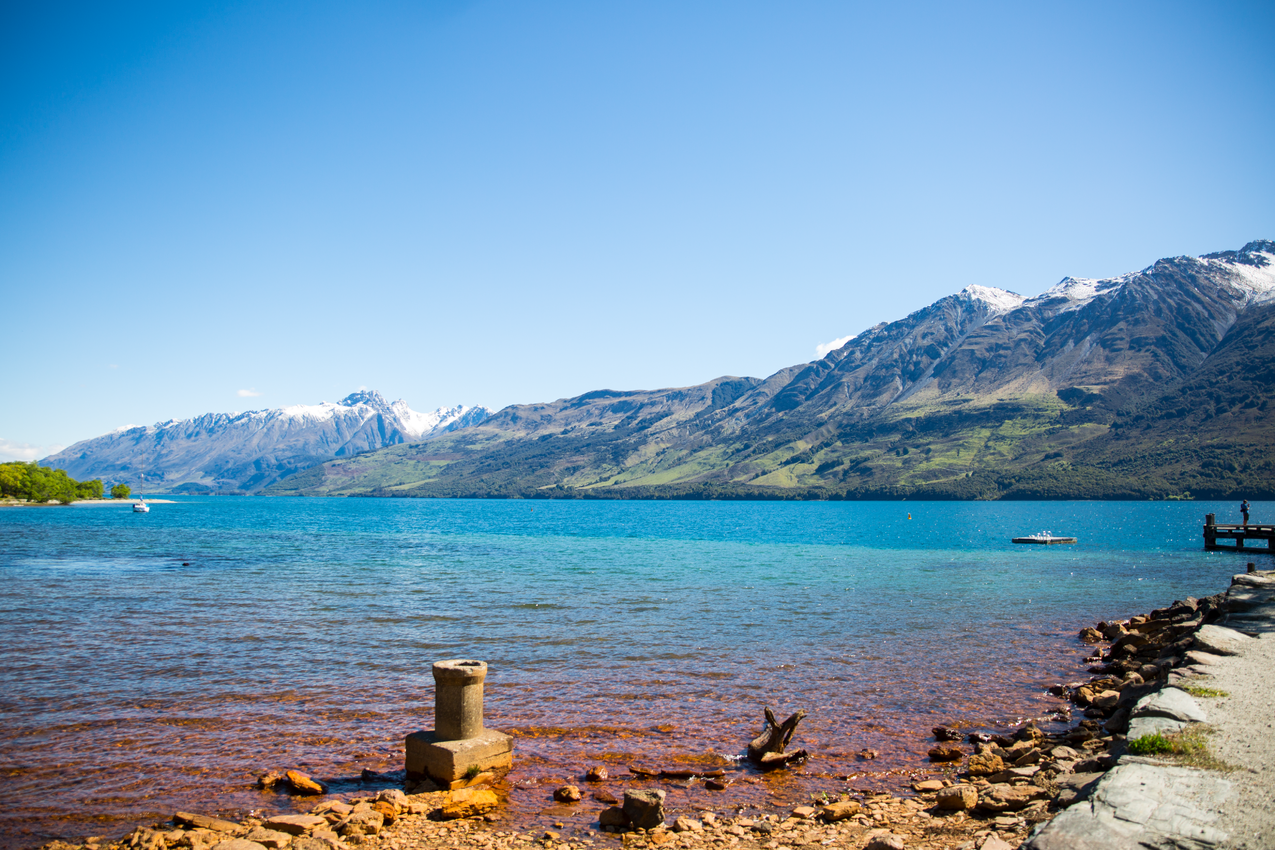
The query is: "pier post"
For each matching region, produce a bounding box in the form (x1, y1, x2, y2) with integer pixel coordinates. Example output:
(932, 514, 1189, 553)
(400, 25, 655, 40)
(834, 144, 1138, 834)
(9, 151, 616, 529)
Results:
(1204, 514, 1216, 550)
(405, 659, 513, 787)
(433, 660, 486, 741)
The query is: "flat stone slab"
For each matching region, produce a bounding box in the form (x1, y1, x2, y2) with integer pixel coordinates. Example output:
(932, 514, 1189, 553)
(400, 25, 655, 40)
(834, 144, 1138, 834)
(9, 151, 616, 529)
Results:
(1023, 762, 1232, 850)
(1126, 716, 1187, 741)
(406, 728, 513, 783)
(1183, 650, 1223, 666)
(1133, 687, 1207, 724)
(174, 812, 241, 834)
(1194, 624, 1252, 656)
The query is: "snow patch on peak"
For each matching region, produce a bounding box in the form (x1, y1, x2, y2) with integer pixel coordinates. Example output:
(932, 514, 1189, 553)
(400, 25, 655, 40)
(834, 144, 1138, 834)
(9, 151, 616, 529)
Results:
(1039, 273, 1132, 313)
(962, 285, 1024, 314)
(1200, 248, 1275, 302)
(816, 334, 856, 358)
(396, 402, 479, 438)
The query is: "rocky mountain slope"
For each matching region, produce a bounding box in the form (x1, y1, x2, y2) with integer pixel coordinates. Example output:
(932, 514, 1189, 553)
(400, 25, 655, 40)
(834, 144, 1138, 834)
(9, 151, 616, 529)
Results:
(44, 391, 490, 493)
(269, 241, 1275, 500)
(271, 241, 1275, 500)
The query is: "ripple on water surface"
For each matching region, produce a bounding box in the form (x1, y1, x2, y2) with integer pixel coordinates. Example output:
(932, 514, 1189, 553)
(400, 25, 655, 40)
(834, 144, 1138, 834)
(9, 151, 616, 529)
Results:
(0, 497, 1265, 848)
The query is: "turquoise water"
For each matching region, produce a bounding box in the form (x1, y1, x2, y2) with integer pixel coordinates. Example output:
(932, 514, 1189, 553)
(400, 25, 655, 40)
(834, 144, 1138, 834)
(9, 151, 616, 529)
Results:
(0, 497, 1267, 847)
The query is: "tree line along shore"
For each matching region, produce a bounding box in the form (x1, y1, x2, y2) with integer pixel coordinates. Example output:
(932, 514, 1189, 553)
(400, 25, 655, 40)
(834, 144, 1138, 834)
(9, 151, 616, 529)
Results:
(0, 461, 131, 504)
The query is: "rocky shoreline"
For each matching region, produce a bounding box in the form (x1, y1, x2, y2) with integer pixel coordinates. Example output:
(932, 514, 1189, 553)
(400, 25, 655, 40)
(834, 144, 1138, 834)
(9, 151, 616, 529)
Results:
(36, 569, 1274, 850)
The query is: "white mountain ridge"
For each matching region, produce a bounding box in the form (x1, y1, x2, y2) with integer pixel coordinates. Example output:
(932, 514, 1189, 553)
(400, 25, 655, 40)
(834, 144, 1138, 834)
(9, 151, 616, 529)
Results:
(45, 390, 491, 493)
(831, 242, 1275, 353)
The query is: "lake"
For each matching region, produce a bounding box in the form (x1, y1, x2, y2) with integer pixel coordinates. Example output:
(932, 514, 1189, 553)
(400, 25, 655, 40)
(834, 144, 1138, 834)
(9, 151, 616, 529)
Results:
(0, 497, 1266, 848)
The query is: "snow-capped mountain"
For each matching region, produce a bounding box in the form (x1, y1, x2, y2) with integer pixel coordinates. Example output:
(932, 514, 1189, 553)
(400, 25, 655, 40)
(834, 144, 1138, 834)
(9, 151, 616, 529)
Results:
(43, 391, 490, 493)
(269, 240, 1275, 501)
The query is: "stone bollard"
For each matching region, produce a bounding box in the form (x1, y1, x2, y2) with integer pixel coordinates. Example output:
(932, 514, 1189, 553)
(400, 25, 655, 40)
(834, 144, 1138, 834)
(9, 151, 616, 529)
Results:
(1248, 562, 1257, 573)
(406, 658, 513, 788)
(433, 660, 486, 741)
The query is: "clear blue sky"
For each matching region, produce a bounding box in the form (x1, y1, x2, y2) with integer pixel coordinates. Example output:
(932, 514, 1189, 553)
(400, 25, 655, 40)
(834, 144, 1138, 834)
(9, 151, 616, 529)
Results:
(3, 0, 1272, 460)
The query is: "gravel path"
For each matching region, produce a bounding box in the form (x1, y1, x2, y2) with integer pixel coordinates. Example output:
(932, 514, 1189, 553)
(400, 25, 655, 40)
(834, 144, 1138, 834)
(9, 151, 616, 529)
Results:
(1197, 631, 1275, 850)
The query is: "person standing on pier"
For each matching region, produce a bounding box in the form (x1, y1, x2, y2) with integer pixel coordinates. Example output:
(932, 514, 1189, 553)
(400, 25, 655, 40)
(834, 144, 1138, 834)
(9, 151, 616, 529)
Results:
(1241, 499, 1251, 526)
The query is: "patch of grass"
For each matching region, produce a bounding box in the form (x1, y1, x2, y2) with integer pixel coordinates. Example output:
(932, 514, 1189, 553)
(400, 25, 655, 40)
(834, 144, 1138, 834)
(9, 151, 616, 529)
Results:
(1127, 732, 1172, 755)
(463, 765, 482, 781)
(1184, 685, 1229, 698)
(1128, 724, 1232, 770)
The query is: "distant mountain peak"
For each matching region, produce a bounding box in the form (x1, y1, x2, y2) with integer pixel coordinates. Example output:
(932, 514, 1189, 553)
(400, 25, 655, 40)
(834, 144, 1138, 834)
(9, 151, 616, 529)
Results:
(43, 391, 491, 493)
(340, 390, 389, 408)
(961, 285, 1024, 314)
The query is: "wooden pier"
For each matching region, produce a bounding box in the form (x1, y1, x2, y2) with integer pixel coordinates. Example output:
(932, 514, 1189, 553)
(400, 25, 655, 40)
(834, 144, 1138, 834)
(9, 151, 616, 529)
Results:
(1203, 513, 1275, 553)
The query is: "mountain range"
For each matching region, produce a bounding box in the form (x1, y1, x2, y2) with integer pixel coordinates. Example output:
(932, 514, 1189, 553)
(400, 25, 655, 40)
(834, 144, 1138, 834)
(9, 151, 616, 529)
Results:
(43, 391, 490, 494)
(264, 240, 1275, 500)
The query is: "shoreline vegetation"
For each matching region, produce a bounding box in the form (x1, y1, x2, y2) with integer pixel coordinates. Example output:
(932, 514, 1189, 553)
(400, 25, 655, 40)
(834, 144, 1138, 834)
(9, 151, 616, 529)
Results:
(0, 461, 175, 506)
(1, 461, 105, 504)
(0, 498, 178, 507)
(31, 575, 1268, 850)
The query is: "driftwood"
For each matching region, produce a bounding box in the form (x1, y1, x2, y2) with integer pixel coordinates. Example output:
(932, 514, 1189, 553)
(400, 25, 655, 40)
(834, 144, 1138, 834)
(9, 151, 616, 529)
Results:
(746, 707, 809, 770)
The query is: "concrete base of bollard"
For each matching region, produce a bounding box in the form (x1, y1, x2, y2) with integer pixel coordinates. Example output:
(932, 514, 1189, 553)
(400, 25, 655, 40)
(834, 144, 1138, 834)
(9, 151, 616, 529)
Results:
(405, 729, 513, 784)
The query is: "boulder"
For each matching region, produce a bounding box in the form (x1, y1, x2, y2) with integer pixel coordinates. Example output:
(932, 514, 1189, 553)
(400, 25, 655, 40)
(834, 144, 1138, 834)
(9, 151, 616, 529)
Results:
(932, 726, 963, 741)
(673, 816, 703, 832)
(1100, 622, 1127, 641)
(1052, 772, 1103, 808)
(310, 801, 352, 817)
(817, 801, 861, 822)
(176, 832, 223, 850)
(240, 829, 290, 850)
(263, 816, 327, 836)
(553, 785, 582, 803)
(1193, 624, 1251, 656)
(335, 809, 383, 837)
(599, 806, 628, 828)
(967, 752, 1004, 776)
(210, 842, 267, 850)
(928, 744, 963, 762)
(438, 786, 498, 820)
(1132, 688, 1207, 724)
(1012, 747, 1042, 767)
(1090, 690, 1120, 711)
(255, 771, 283, 789)
(936, 785, 978, 811)
(622, 789, 666, 830)
(584, 766, 608, 782)
(912, 780, 945, 792)
(371, 801, 397, 825)
(284, 771, 326, 796)
(374, 789, 408, 812)
(174, 814, 240, 834)
(864, 831, 905, 850)
(289, 839, 337, 850)
(977, 783, 1048, 812)
(978, 835, 1016, 850)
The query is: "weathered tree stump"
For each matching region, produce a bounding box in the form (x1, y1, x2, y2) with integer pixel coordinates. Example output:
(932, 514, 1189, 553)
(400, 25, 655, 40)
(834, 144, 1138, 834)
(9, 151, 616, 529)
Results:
(746, 707, 809, 770)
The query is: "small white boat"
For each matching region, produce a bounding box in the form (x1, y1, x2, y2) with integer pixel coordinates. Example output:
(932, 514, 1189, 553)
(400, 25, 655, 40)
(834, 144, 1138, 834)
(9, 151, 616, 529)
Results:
(1013, 530, 1075, 545)
(133, 498, 150, 513)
